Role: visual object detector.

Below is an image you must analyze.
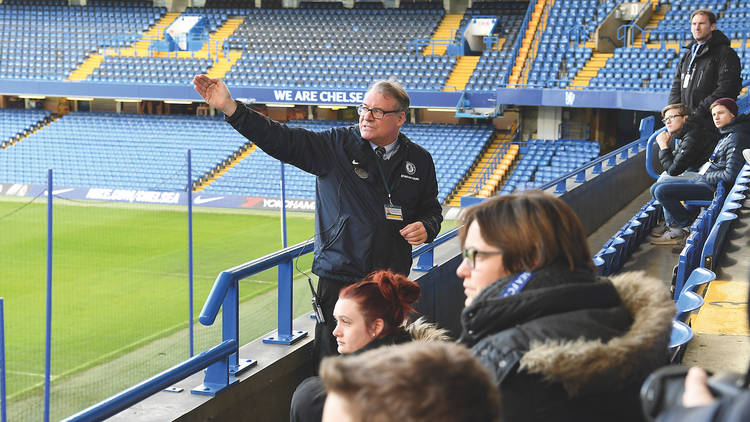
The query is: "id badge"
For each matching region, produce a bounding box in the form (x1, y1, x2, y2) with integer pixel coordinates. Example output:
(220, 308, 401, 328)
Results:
(384, 204, 403, 221)
(682, 73, 690, 89)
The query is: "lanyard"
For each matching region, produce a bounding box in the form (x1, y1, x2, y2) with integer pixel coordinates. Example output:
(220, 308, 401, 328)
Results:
(499, 272, 534, 298)
(373, 155, 394, 205)
(688, 43, 702, 73)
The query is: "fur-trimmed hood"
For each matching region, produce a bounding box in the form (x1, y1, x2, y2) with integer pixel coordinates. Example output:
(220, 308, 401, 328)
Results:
(405, 316, 451, 342)
(461, 268, 674, 398)
(519, 271, 674, 395)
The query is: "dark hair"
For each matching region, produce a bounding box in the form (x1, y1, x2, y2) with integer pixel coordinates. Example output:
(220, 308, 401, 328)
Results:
(339, 270, 420, 338)
(458, 191, 594, 273)
(690, 9, 717, 25)
(368, 78, 410, 112)
(320, 341, 501, 422)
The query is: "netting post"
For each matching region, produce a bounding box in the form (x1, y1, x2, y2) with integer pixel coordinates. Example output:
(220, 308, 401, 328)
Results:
(1, 297, 6, 422)
(187, 149, 194, 358)
(44, 169, 52, 422)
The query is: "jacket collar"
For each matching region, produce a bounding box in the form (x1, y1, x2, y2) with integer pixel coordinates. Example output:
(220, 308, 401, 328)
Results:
(460, 267, 619, 346)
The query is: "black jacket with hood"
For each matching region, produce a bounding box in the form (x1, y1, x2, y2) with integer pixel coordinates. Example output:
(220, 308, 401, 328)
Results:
(459, 268, 674, 422)
(225, 102, 443, 282)
(669, 30, 742, 122)
(659, 115, 720, 176)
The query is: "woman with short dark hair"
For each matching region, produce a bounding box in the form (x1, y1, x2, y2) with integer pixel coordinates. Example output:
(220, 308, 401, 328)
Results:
(457, 191, 675, 422)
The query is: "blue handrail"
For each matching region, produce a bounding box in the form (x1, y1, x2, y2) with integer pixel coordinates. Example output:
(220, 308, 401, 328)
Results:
(539, 116, 656, 194)
(62, 340, 237, 422)
(645, 126, 668, 180)
(504, 0, 537, 86)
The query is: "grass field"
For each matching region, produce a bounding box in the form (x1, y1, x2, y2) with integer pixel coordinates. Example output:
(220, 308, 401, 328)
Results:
(0, 196, 316, 420)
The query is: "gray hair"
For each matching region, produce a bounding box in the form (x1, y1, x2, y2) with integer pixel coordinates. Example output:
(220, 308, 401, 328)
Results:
(367, 78, 410, 112)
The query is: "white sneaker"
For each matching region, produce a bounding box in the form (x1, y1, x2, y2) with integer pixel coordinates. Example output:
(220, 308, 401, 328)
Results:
(651, 227, 689, 245)
(743, 148, 750, 165)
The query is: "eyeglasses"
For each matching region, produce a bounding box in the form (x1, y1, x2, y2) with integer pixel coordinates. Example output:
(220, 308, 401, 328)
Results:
(662, 114, 686, 123)
(461, 247, 503, 270)
(357, 105, 402, 120)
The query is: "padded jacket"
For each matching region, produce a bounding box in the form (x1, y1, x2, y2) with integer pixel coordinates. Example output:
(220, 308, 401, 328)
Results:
(459, 268, 674, 422)
(669, 30, 742, 121)
(696, 113, 750, 189)
(226, 102, 443, 282)
(659, 116, 720, 176)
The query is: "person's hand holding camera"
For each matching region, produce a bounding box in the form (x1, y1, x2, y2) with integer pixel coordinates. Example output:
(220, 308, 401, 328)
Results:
(683, 367, 717, 407)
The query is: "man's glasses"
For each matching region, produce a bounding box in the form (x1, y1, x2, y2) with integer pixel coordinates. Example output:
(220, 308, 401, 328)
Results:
(357, 105, 402, 120)
(662, 114, 686, 124)
(461, 248, 503, 270)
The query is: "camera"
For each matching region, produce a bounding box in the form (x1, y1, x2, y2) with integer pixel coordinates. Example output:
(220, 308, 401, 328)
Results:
(640, 365, 746, 420)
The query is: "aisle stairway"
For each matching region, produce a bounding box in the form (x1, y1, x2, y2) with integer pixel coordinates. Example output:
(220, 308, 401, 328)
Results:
(194, 142, 255, 192)
(508, 0, 549, 86)
(67, 54, 104, 81)
(423, 14, 463, 56)
(444, 130, 516, 206)
(632, 5, 666, 47)
(442, 56, 480, 91)
(569, 52, 613, 88)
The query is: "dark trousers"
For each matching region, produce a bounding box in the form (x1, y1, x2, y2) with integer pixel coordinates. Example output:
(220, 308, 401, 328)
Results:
(312, 276, 353, 367)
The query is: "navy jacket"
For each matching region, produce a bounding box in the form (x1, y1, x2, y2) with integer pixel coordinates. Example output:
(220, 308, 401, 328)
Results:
(226, 102, 443, 282)
(697, 113, 750, 188)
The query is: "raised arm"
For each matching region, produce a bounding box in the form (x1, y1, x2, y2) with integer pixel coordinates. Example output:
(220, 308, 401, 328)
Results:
(193, 75, 237, 116)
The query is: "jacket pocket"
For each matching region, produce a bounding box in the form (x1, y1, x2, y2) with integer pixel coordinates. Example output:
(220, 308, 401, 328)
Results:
(321, 215, 349, 251)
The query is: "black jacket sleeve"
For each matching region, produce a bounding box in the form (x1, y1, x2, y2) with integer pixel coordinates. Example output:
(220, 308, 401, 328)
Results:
(669, 54, 687, 106)
(694, 46, 743, 117)
(662, 128, 715, 176)
(225, 100, 335, 176)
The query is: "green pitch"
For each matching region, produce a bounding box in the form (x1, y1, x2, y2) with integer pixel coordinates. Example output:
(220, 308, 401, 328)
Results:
(0, 197, 315, 417)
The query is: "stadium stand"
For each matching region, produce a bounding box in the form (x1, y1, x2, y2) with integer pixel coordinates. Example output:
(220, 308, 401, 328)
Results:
(0, 0, 165, 82)
(499, 138, 600, 193)
(458, 1, 528, 92)
(218, 7, 447, 91)
(524, 0, 616, 89)
(202, 120, 494, 203)
(0, 112, 250, 191)
(0, 108, 52, 147)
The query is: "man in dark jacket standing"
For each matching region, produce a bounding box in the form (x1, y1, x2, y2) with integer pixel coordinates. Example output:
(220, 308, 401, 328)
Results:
(669, 9, 742, 124)
(193, 75, 443, 362)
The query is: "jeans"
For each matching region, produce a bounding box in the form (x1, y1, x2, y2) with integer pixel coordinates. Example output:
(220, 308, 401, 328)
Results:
(651, 179, 714, 228)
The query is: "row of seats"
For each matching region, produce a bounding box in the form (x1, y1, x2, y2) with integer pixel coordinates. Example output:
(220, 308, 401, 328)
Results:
(203, 119, 494, 203)
(498, 138, 600, 194)
(0, 108, 52, 144)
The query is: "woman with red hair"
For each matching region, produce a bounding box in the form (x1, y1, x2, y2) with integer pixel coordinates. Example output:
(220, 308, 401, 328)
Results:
(290, 270, 447, 422)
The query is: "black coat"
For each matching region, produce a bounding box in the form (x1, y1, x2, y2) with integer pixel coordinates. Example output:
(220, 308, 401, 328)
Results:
(459, 268, 674, 422)
(226, 102, 443, 282)
(659, 116, 719, 176)
(669, 30, 742, 122)
(696, 113, 750, 188)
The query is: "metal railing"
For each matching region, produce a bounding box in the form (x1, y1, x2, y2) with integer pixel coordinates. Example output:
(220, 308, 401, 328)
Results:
(540, 115, 655, 194)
